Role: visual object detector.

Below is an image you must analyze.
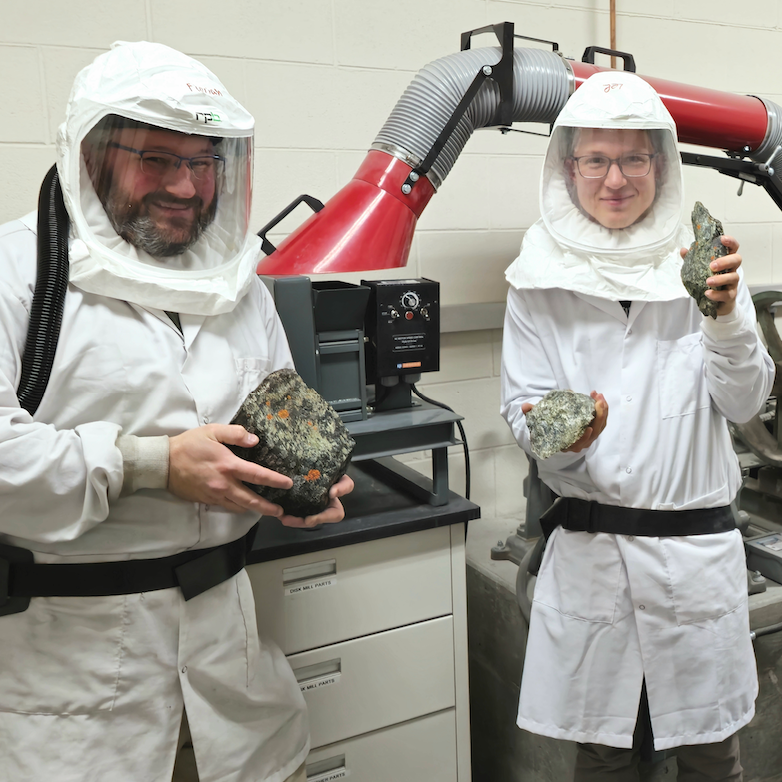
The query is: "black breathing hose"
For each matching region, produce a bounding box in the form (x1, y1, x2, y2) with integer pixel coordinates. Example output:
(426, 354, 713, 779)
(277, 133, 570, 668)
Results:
(17, 165, 70, 415)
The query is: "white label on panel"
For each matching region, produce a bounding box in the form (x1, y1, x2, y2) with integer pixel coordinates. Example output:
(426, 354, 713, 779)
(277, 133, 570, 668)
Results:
(285, 576, 336, 596)
(299, 672, 341, 693)
(308, 769, 348, 782)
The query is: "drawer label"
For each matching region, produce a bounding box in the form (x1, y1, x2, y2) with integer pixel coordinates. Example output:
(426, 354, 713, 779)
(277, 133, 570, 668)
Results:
(299, 673, 341, 693)
(309, 770, 348, 782)
(286, 577, 336, 596)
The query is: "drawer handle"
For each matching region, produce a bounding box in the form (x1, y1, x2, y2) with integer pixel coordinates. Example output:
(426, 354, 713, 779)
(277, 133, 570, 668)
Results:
(307, 754, 347, 782)
(283, 559, 337, 585)
(293, 658, 342, 693)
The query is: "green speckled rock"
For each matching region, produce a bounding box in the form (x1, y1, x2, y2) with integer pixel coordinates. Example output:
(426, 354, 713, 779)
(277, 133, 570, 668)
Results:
(526, 390, 596, 459)
(681, 201, 729, 319)
(229, 369, 355, 517)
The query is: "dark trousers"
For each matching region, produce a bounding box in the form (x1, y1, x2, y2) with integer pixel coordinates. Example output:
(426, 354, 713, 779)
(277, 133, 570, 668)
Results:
(573, 685, 743, 782)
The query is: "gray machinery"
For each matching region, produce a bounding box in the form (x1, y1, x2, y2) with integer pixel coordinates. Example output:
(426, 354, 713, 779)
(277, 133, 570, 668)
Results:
(260, 275, 462, 507)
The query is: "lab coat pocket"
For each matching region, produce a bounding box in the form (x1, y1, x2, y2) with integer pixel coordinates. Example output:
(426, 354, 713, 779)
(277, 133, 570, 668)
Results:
(662, 531, 746, 626)
(533, 529, 623, 623)
(657, 333, 710, 419)
(0, 595, 128, 714)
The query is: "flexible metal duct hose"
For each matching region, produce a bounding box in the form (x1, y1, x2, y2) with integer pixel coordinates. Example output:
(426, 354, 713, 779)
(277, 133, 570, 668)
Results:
(372, 46, 571, 189)
(17, 165, 69, 416)
(752, 98, 782, 203)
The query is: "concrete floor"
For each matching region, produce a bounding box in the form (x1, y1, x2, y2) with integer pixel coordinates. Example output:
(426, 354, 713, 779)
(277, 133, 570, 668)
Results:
(466, 515, 782, 782)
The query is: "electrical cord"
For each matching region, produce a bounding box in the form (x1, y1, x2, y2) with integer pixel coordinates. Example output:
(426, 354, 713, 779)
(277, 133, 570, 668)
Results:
(410, 384, 470, 501)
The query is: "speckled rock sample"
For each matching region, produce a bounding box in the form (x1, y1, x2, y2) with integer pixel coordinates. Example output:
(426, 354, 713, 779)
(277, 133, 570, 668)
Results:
(681, 201, 729, 319)
(229, 368, 355, 517)
(526, 390, 596, 459)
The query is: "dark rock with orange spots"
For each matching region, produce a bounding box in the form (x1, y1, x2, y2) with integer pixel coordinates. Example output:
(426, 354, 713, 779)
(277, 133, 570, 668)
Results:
(681, 201, 729, 319)
(229, 368, 355, 517)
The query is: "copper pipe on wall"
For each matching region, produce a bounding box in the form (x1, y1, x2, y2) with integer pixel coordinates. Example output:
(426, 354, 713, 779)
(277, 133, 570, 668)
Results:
(610, 0, 617, 68)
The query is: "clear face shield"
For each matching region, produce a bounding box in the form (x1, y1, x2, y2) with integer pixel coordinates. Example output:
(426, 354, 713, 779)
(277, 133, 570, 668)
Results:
(541, 124, 682, 256)
(80, 115, 252, 266)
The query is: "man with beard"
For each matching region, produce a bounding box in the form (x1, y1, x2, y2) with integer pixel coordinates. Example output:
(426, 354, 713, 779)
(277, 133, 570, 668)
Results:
(0, 41, 352, 781)
(83, 117, 220, 258)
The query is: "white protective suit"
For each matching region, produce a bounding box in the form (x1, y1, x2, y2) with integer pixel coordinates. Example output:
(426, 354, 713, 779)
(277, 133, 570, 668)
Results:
(501, 71, 775, 750)
(0, 43, 308, 781)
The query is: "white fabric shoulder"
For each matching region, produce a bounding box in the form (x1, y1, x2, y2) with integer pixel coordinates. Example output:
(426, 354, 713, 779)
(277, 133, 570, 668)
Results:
(506, 220, 692, 302)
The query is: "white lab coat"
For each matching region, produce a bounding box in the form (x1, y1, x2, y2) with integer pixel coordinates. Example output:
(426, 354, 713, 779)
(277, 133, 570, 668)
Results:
(500, 70, 776, 750)
(501, 282, 774, 750)
(0, 217, 309, 781)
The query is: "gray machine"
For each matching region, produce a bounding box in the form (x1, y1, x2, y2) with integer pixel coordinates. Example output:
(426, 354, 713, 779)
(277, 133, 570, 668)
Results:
(261, 275, 461, 507)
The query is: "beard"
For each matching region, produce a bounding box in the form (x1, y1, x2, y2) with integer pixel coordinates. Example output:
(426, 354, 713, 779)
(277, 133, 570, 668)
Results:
(101, 187, 217, 258)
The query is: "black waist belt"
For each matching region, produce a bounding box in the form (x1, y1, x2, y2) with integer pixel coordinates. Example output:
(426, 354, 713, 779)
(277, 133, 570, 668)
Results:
(539, 497, 735, 540)
(0, 524, 258, 617)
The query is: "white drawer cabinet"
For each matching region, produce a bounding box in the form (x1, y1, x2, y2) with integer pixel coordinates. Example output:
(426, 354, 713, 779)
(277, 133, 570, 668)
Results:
(247, 526, 453, 655)
(305, 709, 458, 782)
(289, 616, 455, 748)
(246, 523, 471, 781)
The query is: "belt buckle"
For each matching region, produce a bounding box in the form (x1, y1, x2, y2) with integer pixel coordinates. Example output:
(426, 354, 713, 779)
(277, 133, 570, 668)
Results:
(0, 544, 33, 617)
(585, 501, 600, 534)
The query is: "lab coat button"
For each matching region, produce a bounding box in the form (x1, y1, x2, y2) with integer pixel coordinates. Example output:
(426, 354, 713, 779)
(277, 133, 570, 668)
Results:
(627, 535, 635, 541)
(203, 416, 209, 424)
(626, 467, 632, 474)
(181, 666, 187, 674)
(639, 605, 646, 610)
(626, 396, 632, 402)
(628, 329, 633, 335)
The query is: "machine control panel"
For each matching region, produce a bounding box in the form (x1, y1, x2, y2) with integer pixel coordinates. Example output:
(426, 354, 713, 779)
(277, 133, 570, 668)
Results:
(361, 278, 440, 382)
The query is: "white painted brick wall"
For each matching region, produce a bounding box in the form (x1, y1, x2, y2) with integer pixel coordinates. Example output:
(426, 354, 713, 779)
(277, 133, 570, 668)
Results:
(3, 1, 782, 522)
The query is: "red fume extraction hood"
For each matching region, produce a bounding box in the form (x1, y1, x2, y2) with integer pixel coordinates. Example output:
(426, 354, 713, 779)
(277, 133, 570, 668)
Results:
(257, 22, 782, 276)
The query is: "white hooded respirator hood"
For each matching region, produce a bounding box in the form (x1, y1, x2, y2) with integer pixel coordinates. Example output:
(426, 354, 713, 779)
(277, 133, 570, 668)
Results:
(506, 71, 691, 302)
(57, 41, 259, 315)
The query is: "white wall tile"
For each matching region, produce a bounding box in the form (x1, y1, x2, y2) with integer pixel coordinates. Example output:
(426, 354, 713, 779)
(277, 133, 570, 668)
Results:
(618, 0, 676, 18)
(243, 61, 412, 151)
(41, 47, 106, 144)
(486, 1, 605, 62)
(253, 150, 339, 240)
(486, 155, 543, 229)
(417, 155, 491, 231)
(417, 229, 520, 305)
(1, 46, 47, 144)
(494, 443, 529, 518)
(334, 0, 487, 71)
(416, 376, 517, 450)
(425, 330, 495, 385)
(616, 16, 730, 88)
(673, 0, 779, 29)
(149, 0, 334, 63)
(468, 124, 551, 157)
(731, 223, 773, 285)
(0, 1, 148, 47)
(0, 146, 57, 225)
(195, 57, 249, 108)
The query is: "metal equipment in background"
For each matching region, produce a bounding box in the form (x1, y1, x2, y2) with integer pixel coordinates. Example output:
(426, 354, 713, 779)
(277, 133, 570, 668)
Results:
(260, 275, 459, 507)
(362, 278, 440, 412)
(257, 20, 782, 591)
(257, 21, 782, 277)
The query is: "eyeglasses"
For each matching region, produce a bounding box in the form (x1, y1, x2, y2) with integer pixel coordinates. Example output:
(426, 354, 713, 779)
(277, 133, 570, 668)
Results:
(570, 153, 656, 179)
(107, 142, 225, 180)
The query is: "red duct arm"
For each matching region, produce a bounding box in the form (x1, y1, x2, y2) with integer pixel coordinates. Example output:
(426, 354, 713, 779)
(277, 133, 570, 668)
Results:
(571, 61, 768, 152)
